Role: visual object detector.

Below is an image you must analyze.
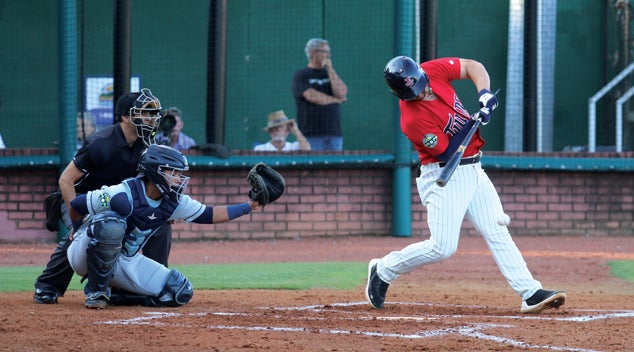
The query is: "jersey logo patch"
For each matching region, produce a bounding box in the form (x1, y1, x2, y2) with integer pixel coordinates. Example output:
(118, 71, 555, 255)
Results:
(97, 193, 111, 209)
(423, 133, 438, 148)
(148, 213, 157, 220)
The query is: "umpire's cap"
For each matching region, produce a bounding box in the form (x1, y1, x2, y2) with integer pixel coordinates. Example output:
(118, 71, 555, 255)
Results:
(384, 56, 429, 101)
(114, 92, 141, 122)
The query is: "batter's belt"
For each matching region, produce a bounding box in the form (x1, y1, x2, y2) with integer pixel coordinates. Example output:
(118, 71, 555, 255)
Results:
(418, 152, 482, 177)
(438, 151, 482, 168)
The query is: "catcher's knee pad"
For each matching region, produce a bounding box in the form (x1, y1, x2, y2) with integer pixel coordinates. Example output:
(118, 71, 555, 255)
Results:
(85, 211, 126, 295)
(156, 269, 193, 307)
(90, 211, 127, 244)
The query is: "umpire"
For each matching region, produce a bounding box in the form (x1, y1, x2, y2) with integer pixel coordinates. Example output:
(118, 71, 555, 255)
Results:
(34, 88, 172, 304)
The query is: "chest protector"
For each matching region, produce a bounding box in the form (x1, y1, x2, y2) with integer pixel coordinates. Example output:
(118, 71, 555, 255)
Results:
(121, 178, 178, 257)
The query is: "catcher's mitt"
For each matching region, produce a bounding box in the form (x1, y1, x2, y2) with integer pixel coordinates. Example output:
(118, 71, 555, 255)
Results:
(247, 162, 285, 206)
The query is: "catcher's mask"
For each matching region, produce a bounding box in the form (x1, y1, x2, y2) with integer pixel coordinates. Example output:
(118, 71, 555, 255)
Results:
(384, 56, 429, 101)
(139, 144, 190, 202)
(130, 88, 162, 147)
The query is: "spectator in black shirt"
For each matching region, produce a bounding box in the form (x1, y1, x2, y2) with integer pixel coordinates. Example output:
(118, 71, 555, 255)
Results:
(292, 38, 348, 151)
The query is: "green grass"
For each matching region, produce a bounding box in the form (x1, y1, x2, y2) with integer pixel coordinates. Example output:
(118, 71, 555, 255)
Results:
(608, 260, 634, 281)
(0, 262, 368, 292)
(4, 260, 633, 293)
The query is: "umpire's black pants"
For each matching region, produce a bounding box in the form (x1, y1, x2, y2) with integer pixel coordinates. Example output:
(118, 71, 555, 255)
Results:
(34, 222, 172, 296)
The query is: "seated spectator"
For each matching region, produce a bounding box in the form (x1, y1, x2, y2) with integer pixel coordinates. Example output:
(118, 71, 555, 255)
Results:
(156, 107, 197, 152)
(76, 112, 97, 149)
(254, 110, 311, 152)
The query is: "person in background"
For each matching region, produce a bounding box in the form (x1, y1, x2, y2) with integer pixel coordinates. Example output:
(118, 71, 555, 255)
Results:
(292, 38, 347, 151)
(76, 112, 97, 149)
(254, 110, 311, 152)
(0, 133, 5, 148)
(155, 107, 196, 153)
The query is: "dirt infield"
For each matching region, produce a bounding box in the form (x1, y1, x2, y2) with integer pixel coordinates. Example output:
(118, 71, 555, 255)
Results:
(1, 235, 633, 351)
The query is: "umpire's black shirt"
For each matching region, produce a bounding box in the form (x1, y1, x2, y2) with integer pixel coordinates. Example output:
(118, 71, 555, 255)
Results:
(73, 124, 146, 194)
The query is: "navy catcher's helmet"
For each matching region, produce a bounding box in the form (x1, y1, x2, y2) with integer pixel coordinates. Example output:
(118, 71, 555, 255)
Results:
(384, 56, 429, 101)
(139, 144, 190, 202)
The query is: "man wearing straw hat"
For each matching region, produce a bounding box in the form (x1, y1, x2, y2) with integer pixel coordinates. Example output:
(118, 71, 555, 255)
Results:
(254, 110, 311, 152)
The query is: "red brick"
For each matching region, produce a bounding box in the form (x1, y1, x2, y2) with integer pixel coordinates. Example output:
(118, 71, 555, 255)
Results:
(3, 160, 634, 242)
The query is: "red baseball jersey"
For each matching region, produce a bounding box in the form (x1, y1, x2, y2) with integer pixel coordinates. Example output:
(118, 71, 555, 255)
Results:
(399, 57, 485, 165)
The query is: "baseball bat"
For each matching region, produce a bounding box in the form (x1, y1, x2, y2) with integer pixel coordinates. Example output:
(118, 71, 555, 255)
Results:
(435, 116, 481, 187)
(435, 89, 500, 187)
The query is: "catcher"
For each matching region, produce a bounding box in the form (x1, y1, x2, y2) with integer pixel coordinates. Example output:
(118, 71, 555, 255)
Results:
(66, 144, 285, 308)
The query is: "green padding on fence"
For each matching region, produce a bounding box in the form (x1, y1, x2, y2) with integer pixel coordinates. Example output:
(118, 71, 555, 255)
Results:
(480, 155, 634, 171)
(188, 153, 396, 169)
(1, 153, 633, 172)
(409, 152, 634, 172)
(189, 153, 634, 171)
(0, 155, 59, 169)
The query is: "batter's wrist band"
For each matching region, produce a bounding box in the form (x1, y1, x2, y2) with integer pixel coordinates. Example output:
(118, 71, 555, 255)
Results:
(227, 203, 252, 220)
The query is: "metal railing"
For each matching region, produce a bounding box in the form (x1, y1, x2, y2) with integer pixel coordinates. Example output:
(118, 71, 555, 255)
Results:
(588, 61, 634, 152)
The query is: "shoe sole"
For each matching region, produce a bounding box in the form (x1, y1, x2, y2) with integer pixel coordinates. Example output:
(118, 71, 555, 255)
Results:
(365, 258, 381, 309)
(521, 292, 566, 313)
(85, 300, 108, 309)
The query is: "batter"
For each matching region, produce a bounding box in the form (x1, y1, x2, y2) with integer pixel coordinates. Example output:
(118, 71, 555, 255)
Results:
(366, 56, 566, 314)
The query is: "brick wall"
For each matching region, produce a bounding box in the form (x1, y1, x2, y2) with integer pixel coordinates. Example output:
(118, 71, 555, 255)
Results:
(1, 153, 633, 242)
(488, 170, 634, 237)
(0, 168, 58, 241)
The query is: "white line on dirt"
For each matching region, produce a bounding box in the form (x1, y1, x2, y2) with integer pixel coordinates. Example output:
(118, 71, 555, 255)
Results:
(96, 302, 633, 352)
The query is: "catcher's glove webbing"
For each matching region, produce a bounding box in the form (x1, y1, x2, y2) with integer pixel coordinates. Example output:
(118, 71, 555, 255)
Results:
(247, 162, 285, 206)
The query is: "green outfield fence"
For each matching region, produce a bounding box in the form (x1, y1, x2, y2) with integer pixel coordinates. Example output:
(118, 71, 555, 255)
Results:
(3, 1, 634, 242)
(2, 0, 633, 156)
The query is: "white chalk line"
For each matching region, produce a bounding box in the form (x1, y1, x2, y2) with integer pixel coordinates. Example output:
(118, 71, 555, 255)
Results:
(265, 301, 634, 322)
(98, 301, 634, 352)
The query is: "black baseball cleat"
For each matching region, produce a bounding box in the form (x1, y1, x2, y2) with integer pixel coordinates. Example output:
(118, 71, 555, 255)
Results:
(33, 288, 59, 304)
(521, 289, 566, 314)
(365, 259, 389, 309)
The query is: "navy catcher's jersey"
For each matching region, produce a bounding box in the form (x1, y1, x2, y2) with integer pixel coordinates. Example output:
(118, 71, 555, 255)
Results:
(73, 124, 146, 194)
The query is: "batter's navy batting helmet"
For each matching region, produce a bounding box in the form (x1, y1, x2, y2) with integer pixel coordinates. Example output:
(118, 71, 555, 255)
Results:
(384, 56, 429, 101)
(139, 144, 190, 202)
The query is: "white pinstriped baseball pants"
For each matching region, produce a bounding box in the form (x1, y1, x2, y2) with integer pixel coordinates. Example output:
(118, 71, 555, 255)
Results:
(375, 160, 542, 300)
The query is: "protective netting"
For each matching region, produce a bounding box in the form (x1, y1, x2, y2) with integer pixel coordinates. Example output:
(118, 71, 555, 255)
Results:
(0, 1, 630, 152)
